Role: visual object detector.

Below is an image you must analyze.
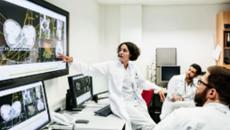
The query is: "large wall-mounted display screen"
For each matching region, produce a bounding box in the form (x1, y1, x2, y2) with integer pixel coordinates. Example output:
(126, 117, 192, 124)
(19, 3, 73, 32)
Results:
(0, 81, 50, 130)
(0, 0, 69, 87)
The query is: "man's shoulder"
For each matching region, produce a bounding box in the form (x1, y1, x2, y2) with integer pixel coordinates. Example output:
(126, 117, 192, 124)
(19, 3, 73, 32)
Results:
(171, 74, 184, 81)
(173, 106, 203, 116)
(171, 106, 230, 128)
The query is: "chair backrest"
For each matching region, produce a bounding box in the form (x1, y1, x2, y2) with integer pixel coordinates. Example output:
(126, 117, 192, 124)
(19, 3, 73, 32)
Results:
(141, 89, 154, 108)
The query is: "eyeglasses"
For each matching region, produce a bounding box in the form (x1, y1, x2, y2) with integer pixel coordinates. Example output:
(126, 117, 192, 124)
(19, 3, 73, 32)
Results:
(197, 79, 212, 88)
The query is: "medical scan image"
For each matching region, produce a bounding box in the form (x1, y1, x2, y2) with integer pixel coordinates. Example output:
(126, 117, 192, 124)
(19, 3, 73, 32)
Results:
(75, 77, 91, 97)
(0, 85, 46, 130)
(0, 0, 65, 65)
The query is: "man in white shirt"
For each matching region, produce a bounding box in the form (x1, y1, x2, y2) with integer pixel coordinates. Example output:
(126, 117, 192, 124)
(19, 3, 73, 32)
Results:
(160, 64, 202, 120)
(154, 65, 230, 130)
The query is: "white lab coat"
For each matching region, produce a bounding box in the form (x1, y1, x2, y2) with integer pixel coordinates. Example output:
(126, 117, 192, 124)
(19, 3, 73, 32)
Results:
(154, 103, 230, 130)
(160, 75, 196, 120)
(72, 59, 161, 130)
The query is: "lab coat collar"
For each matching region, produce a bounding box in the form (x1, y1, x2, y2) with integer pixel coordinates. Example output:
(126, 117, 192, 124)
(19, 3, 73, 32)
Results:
(181, 74, 196, 87)
(116, 58, 134, 69)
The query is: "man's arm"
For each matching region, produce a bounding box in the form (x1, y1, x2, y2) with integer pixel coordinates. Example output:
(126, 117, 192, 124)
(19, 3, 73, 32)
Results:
(166, 76, 184, 102)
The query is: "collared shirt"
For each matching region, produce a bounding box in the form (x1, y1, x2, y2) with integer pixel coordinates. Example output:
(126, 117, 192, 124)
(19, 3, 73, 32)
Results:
(160, 74, 197, 120)
(167, 74, 197, 101)
(154, 103, 230, 130)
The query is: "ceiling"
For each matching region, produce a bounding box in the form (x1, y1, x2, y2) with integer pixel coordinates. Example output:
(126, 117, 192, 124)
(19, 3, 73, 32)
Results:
(97, 0, 230, 5)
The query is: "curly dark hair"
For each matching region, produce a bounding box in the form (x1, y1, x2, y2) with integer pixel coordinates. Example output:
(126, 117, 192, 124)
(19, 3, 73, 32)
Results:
(207, 66, 230, 106)
(191, 63, 202, 75)
(117, 42, 140, 61)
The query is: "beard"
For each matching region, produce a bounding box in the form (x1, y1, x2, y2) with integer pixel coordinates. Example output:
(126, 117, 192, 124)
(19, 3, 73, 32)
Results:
(185, 73, 194, 82)
(194, 87, 209, 106)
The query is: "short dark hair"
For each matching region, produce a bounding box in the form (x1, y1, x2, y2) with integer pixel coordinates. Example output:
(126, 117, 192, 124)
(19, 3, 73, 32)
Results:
(207, 66, 230, 106)
(191, 63, 202, 75)
(117, 42, 140, 61)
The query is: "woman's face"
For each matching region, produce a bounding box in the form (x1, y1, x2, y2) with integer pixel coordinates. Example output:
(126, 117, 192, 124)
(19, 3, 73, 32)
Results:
(118, 44, 130, 64)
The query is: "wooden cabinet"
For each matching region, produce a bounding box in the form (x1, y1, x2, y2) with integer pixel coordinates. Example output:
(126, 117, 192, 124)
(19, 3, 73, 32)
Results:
(216, 11, 230, 68)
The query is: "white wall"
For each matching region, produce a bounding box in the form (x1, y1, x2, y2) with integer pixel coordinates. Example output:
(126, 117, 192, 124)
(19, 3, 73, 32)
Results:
(45, 0, 101, 111)
(120, 5, 142, 45)
(142, 4, 230, 75)
(99, 5, 143, 60)
(99, 5, 120, 61)
(101, 4, 230, 80)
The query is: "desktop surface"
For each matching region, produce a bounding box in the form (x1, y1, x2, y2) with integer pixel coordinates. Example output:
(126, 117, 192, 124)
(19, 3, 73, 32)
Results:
(49, 99, 124, 130)
(69, 100, 124, 130)
(72, 111, 124, 130)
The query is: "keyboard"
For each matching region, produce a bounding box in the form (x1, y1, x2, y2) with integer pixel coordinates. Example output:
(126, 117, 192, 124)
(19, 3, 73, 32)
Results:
(94, 105, 112, 117)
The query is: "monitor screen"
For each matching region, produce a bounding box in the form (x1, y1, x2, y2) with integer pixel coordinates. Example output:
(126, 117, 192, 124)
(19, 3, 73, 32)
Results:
(67, 75, 92, 109)
(161, 66, 180, 81)
(0, 0, 69, 87)
(0, 81, 50, 130)
(91, 76, 108, 96)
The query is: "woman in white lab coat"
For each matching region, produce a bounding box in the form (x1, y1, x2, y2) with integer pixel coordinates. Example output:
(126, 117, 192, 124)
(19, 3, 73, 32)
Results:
(60, 42, 165, 130)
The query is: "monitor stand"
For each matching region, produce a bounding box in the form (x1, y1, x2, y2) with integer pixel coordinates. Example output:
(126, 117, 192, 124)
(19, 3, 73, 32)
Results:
(66, 89, 86, 111)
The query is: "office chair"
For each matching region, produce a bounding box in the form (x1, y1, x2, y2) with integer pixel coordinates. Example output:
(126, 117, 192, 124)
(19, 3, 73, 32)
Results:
(141, 89, 154, 108)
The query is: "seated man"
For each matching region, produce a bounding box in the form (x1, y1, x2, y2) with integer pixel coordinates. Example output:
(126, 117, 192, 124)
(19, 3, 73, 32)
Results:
(160, 63, 202, 120)
(154, 65, 230, 130)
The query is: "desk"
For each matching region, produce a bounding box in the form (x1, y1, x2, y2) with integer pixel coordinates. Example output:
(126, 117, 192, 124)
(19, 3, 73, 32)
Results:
(50, 100, 125, 130)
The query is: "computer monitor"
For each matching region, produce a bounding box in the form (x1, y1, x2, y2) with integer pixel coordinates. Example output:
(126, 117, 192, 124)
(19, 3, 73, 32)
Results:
(161, 65, 180, 82)
(0, 0, 69, 88)
(0, 81, 50, 130)
(156, 65, 180, 87)
(66, 74, 93, 111)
